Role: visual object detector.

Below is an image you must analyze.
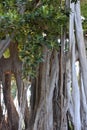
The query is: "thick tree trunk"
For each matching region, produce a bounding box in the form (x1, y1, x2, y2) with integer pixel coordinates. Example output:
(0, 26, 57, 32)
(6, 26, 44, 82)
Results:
(71, 35, 81, 130)
(69, 2, 81, 130)
(2, 73, 19, 130)
(28, 47, 59, 130)
(9, 42, 30, 130)
(74, 1, 87, 100)
(69, 0, 87, 129)
(0, 42, 30, 130)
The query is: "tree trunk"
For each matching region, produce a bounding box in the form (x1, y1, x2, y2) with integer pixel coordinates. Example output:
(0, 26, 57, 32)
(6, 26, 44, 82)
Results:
(28, 47, 59, 130)
(74, 1, 87, 100)
(10, 42, 30, 130)
(2, 72, 19, 130)
(69, 0, 87, 129)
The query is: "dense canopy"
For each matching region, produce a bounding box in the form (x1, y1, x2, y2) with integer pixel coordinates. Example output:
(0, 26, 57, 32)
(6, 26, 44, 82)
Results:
(0, 0, 87, 130)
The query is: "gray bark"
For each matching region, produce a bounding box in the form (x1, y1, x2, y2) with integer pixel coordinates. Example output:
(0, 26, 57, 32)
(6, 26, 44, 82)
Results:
(75, 1, 87, 100)
(69, 1, 81, 130)
(33, 48, 59, 130)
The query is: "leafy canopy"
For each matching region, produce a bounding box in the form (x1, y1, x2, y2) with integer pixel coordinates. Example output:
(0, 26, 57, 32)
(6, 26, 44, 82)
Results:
(0, 0, 69, 77)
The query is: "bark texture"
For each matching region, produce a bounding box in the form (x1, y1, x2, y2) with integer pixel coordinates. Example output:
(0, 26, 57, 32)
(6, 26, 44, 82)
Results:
(68, 0, 87, 129)
(3, 73, 19, 130)
(28, 47, 59, 130)
(0, 42, 29, 130)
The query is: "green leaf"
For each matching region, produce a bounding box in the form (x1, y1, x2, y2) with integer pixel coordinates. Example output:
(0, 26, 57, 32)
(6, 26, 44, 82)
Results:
(3, 48, 10, 58)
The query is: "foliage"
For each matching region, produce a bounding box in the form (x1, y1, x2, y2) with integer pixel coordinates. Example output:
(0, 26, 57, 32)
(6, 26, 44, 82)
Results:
(0, 0, 69, 77)
(81, 1, 87, 33)
(11, 75, 17, 99)
(3, 48, 10, 58)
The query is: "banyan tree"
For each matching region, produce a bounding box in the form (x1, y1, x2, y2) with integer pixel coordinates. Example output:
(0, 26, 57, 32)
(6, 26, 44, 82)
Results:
(0, 0, 87, 130)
